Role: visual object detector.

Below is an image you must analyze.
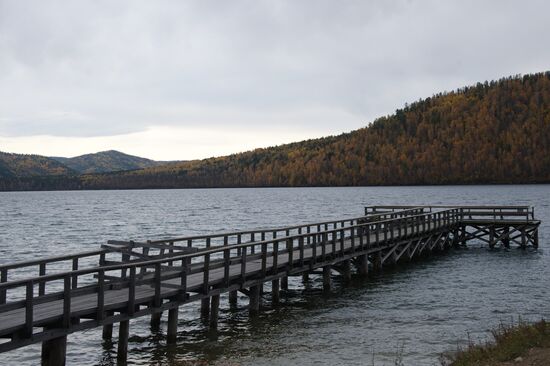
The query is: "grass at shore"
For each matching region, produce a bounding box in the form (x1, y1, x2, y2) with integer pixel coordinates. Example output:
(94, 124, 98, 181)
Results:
(446, 319, 550, 365)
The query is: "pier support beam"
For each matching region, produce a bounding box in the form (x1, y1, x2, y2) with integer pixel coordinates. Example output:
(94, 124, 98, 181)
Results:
(150, 311, 162, 330)
(489, 226, 496, 249)
(373, 252, 382, 272)
(460, 226, 467, 246)
(117, 320, 129, 363)
(357, 254, 369, 276)
(281, 276, 288, 291)
(502, 227, 510, 248)
(228, 290, 238, 308)
(102, 311, 114, 340)
(452, 228, 460, 248)
(342, 260, 352, 281)
(167, 308, 178, 344)
(323, 266, 331, 292)
(302, 272, 309, 282)
(41, 334, 67, 366)
(271, 279, 280, 305)
(200, 298, 210, 319)
(209, 295, 220, 330)
(249, 285, 260, 315)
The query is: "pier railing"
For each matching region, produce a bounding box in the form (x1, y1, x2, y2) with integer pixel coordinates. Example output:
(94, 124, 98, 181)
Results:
(365, 205, 535, 221)
(0, 208, 462, 340)
(0, 208, 426, 298)
(131, 207, 426, 250)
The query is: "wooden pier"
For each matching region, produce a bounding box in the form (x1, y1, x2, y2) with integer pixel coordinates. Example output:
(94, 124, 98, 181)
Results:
(0, 205, 540, 365)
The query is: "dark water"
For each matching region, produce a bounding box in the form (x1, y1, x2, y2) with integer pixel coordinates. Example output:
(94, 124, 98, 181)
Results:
(1, 186, 549, 365)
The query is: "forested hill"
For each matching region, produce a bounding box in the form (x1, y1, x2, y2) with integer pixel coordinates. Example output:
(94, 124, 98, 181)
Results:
(0, 150, 167, 180)
(1, 72, 550, 191)
(52, 150, 163, 174)
(0, 152, 76, 178)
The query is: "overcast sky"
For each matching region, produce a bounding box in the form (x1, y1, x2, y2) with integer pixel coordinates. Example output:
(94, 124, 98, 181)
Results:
(1, 0, 549, 160)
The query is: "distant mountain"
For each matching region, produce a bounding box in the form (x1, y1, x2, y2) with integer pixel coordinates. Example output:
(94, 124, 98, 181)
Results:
(0, 152, 76, 178)
(0, 150, 166, 180)
(52, 150, 163, 174)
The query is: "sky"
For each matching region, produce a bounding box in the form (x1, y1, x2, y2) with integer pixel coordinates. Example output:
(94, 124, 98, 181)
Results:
(1, 0, 549, 161)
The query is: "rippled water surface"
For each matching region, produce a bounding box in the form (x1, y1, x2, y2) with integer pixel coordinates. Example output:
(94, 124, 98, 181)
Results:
(1, 186, 549, 365)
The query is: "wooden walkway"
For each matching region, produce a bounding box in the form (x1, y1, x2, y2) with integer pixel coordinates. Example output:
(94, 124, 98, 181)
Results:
(0, 205, 540, 365)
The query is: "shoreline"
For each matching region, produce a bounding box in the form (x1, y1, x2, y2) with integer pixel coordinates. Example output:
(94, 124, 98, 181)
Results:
(445, 320, 550, 365)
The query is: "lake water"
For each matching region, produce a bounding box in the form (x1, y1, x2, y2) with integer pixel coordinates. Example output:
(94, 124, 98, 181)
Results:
(1, 185, 549, 365)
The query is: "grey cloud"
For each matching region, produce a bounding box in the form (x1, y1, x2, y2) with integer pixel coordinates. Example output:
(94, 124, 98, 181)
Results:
(0, 0, 549, 138)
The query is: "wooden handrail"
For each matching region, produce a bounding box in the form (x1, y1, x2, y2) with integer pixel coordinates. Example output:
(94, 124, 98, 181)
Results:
(142, 207, 425, 245)
(366, 205, 535, 220)
(0, 208, 461, 292)
(0, 249, 107, 272)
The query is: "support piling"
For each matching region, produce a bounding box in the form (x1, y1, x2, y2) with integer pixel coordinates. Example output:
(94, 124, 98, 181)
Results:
(249, 285, 260, 315)
(117, 320, 129, 363)
(102, 312, 113, 340)
(357, 254, 369, 276)
(200, 298, 210, 319)
(209, 295, 220, 330)
(167, 307, 178, 344)
(228, 290, 238, 308)
(41, 332, 67, 366)
(342, 260, 352, 281)
(150, 311, 162, 330)
(281, 276, 288, 291)
(271, 279, 280, 305)
(323, 266, 331, 292)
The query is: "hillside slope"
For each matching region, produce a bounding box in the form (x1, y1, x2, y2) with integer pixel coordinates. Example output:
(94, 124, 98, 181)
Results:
(52, 150, 162, 174)
(1, 72, 549, 190)
(80, 72, 550, 189)
(0, 152, 76, 178)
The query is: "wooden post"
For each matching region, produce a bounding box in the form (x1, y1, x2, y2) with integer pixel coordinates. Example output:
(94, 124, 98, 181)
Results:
(281, 276, 288, 291)
(452, 228, 460, 248)
(302, 272, 309, 282)
(534, 227, 539, 249)
(102, 311, 113, 340)
(373, 251, 382, 272)
(209, 294, 220, 330)
(41, 333, 67, 366)
(503, 227, 510, 248)
(357, 254, 368, 276)
(323, 266, 331, 292)
(200, 298, 210, 319)
(117, 319, 129, 363)
(167, 307, 178, 344)
(521, 227, 527, 249)
(272, 279, 280, 305)
(228, 290, 238, 308)
(342, 260, 351, 281)
(489, 226, 495, 249)
(249, 285, 260, 315)
(150, 311, 162, 330)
